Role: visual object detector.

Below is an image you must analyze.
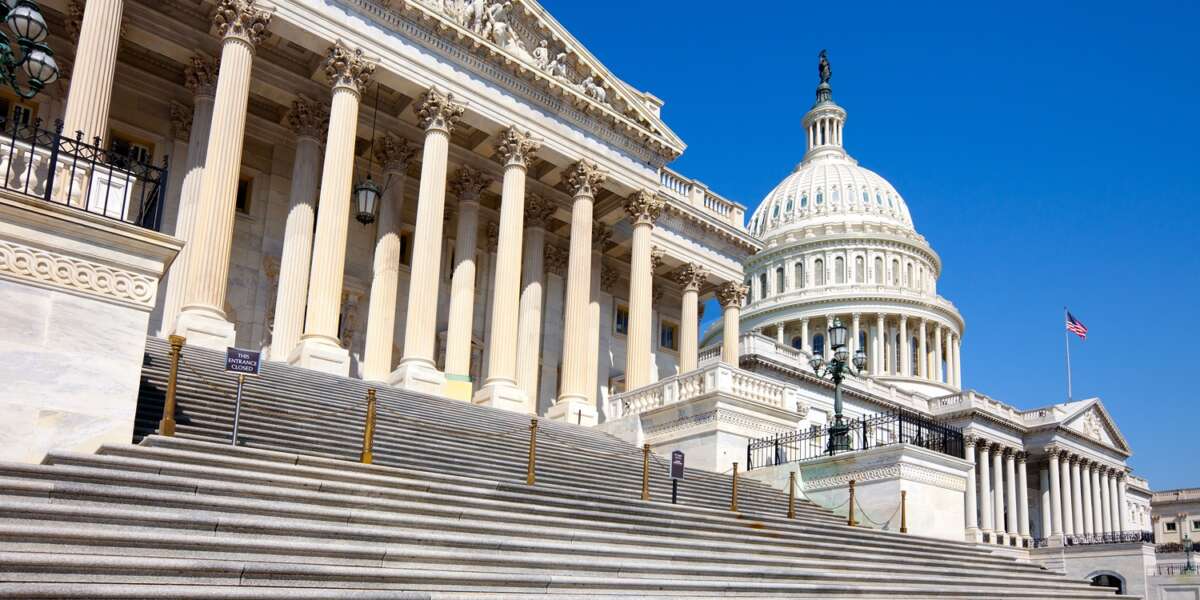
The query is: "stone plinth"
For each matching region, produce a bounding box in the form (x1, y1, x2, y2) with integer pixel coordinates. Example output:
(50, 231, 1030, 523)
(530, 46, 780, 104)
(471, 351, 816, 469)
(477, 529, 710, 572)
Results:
(0, 191, 180, 463)
(1031, 542, 1157, 598)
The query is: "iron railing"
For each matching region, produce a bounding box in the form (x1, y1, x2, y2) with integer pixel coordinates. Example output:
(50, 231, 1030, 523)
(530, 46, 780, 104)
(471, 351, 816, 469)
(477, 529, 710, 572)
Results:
(0, 117, 168, 230)
(1156, 564, 1197, 576)
(1031, 531, 1155, 548)
(746, 408, 964, 470)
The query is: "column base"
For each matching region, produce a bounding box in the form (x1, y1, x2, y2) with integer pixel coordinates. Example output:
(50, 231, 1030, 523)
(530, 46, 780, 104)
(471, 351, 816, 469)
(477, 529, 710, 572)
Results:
(472, 380, 528, 414)
(288, 335, 351, 377)
(442, 373, 474, 402)
(965, 527, 981, 543)
(172, 308, 236, 351)
(390, 358, 446, 396)
(546, 396, 598, 426)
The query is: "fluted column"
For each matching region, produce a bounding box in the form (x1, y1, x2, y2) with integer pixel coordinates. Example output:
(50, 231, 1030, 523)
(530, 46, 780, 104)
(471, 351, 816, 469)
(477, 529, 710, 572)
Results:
(850, 313, 861, 365)
(932, 323, 944, 383)
(800, 319, 810, 354)
(898, 315, 909, 376)
(1040, 465, 1051, 538)
(1005, 449, 1019, 538)
(361, 136, 416, 381)
(872, 313, 884, 374)
(514, 195, 556, 407)
(160, 56, 218, 337)
(391, 88, 465, 392)
(1080, 459, 1095, 535)
(918, 319, 928, 379)
(173, 2, 271, 349)
(623, 191, 665, 389)
(964, 436, 980, 539)
(944, 329, 954, 386)
(1061, 453, 1075, 536)
(1090, 463, 1104, 534)
(1070, 455, 1085, 535)
(717, 283, 747, 366)
(1048, 447, 1063, 536)
(266, 96, 327, 361)
(1099, 468, 1113, 533)
(1106, 470, 1119, 533)
(290, 43, 375, 375)
(547, 161, 605, 425)
(953, 334, 963, 386)
(61, 0, 124, 144)
(676, 264, 708, 373)
(440, 167, 489, 399)
(992, 445, 1005, 543)
(586, 230, 611, 406)
(979, 442, 994, 535)
(1116, 472, 1128, 532)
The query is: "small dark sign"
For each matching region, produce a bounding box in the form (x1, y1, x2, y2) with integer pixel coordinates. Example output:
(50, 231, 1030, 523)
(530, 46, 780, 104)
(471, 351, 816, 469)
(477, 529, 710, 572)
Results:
(225, 347, 261, 375)
(670, 450, 685, 480)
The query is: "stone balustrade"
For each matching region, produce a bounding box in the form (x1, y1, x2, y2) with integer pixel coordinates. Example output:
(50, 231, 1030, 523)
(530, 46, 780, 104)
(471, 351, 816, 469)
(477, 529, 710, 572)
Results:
(658, 166, 745, 227)
(608, 361, 799, 420)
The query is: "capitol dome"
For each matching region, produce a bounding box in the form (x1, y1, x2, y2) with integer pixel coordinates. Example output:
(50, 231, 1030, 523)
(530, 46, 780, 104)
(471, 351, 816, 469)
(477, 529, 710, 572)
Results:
(727, 54, 966, 399)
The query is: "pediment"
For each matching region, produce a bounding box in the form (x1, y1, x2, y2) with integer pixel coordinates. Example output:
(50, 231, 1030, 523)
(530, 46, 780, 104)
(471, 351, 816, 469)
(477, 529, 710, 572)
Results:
(369, 0, 684, 160)
(1061, 399, 1131, 454)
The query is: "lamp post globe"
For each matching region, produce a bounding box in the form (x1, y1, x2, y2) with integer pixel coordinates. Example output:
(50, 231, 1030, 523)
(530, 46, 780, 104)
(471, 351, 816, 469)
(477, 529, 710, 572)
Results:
(0, 0, 57, 99)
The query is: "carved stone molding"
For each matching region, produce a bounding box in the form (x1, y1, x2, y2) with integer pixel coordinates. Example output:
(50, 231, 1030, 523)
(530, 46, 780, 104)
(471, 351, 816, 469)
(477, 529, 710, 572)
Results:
(485, 221, 500, 253)
(803, 462, 967, 493)
(624, 189, 664, 226)
(415, 87, 466, 134)
(649, 246, 665, 271)
(524, 194, 555, 229)
(285, 95, 329, 140)
(716, 281, 748, 308)
(213, 0, 272, 46)
(374, 133, 417, 174)
(494, 126, 540, 167)
(591, 222, 611, 250)
(600, 264, 619, 293)
(324, 41, 376, 93)
(450, 166, 491, 203)
(169, 101, 192, 140)
(675, 263, 708, 292)
(544, 244, 568, 276)
(564, 160, 605, 198)
(0, 239, 156, 309)
(183, 54, 219, 98)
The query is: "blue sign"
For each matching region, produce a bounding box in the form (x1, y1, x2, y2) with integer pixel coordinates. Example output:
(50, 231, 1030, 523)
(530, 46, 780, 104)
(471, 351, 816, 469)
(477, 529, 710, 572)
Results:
(224, 347, 261, 375)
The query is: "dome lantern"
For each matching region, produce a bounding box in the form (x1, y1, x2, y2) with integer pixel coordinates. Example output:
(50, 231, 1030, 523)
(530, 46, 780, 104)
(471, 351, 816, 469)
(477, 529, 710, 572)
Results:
(801, 50, 848, 160)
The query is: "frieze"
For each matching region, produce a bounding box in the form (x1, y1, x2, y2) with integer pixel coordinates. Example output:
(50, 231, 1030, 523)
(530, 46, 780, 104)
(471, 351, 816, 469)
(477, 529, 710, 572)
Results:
(803, 462, 966, 493)
(0, 239, 157, 309)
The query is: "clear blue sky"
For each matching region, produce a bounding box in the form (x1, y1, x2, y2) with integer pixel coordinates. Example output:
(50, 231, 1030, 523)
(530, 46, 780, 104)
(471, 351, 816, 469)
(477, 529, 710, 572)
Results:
(543, 0, 1199, 489)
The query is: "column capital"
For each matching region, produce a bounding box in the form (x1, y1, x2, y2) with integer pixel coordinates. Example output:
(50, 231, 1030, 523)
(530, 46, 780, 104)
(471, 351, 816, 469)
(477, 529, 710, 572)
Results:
(373, 133, 417, 174)
(624, 189, 664, 226)
(285, 95, 329, 141)
(1068, 454, 1080, 465)
(495, 126, 541, 167)
(213, 0, 272, 46)
(565, 160, 606, 197)
(415, 87, 466, 134)
(324, 41, 376, 93)
(591, 221, 612, 250)
(169, 101, 192, 140)
(524, 194, 556, 229)
(450, 166, 491, 203)
(851, 312, 861, 323)
(899, 314, 908, 325)
(545, 244, 568, 276)
(716, 281, 747, 308)
(675, 263, 709, 292)
(1016, 451, 1028, 464)
(1044, 444, 1062, 457)
(184, 54, 220, 98)
(601, 264, 620, 293)
(485, 221, 500, 253)
(964, 434, 979, 449)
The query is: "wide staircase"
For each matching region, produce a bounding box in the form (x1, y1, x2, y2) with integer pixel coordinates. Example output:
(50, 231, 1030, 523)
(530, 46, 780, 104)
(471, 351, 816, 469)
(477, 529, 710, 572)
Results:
(0, 337, 1125, 598)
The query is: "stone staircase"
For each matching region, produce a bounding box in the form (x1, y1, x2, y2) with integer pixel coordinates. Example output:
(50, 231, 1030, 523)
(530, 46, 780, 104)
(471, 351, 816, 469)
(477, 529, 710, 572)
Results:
(0, 338, 1126, 598)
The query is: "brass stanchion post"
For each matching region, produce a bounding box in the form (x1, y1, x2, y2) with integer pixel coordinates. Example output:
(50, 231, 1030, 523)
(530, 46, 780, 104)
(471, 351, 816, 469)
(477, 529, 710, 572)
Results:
(526, 417, 538, 485)
(159, 335, 185, 436)
(360, 389, 376, 464)
(730, 462, 739, 512)
(900, 489, 908, 533)
(787, 470, 796, 519)
(641, 444, 651, 501)
(847, 479, 857, 527)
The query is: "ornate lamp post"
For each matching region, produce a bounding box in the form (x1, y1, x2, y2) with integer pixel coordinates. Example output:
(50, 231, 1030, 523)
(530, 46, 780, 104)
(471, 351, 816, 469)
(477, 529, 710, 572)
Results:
(809, 318, 866, 453)
(1186, 533, 1196, 574)
(0, 0, 57, 99)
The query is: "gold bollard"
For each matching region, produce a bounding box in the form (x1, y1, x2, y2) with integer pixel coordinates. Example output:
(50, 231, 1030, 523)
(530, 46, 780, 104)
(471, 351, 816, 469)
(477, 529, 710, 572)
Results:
(159, 335, 185, 437)
(360, 389, 377, 464)
(900, 489, 908, 534)
(641, 444, 651, 501)
(526, 417, 538, 485)
(787, 471, 796, 519)
(730, 462, 739, 512)
(847, 479, 857, 527)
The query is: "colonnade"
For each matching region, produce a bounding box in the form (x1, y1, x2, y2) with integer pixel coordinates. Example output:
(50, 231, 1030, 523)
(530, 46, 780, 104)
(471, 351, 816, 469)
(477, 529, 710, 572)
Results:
(64, 0, 751, 422)
(963, 437, 1130, 545)
(768, 313, 961, 387)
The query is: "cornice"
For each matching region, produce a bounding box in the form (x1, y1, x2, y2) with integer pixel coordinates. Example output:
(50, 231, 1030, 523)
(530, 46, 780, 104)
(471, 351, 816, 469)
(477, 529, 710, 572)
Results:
(659, 199, 760, 254)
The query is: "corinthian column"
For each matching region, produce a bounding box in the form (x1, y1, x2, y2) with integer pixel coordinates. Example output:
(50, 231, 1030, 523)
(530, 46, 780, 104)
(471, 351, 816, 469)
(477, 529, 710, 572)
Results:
(623, 190, 665, 389)
(476, 128, 541, 410)
(898, 315, 909, 376)
(61, 0, 124, 144)
(964, 436, 980, 540)
(1080, 459, 1094, 535)
(979, 443, 994, 536)
(933, 323, 944, 383)
(443, 167, 490, 399)
(717, 282, 747, 365)
(514, 195, 556, 409)
(1070, 455, 1085, 535)
(160, 55, 218, 337)
(1116, 472, 1128, 532)
(676, 264, 708, 373)
(992, 445, 1005, 543)
(1047, 446, 1063, 537)
(1061, 454, 1075, 535)
(361, 135, 416, 381)
(547, 160, 605, 426)
(1017, 452, 1031, 540)
(267, 96, 327, 362)
(917, 319, 928, 379)
(173, 1, 271, 349)
(1005, 449, 1019, 538)
(391, 88, 465, 392)
(290, 42, 376, 375)
(586, 225, 612, 406)
(1090, 462, 1104, 534)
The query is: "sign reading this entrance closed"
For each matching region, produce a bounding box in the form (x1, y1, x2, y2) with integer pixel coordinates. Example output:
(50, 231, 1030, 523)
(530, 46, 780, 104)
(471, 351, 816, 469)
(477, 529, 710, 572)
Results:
(670, 450, 685, 479)
(224, 347, 261, 375)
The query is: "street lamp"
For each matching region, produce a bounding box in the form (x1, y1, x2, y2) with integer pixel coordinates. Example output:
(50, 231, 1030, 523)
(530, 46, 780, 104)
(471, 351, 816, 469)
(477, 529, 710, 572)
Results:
(0, 0, 58, 99)
(809, 318, 866, 453)
(1186, 534, 1196, 574)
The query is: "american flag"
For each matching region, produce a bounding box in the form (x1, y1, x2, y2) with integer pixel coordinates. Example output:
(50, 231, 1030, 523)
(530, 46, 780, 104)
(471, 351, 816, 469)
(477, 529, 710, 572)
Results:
(1066, 312, 1088, 340)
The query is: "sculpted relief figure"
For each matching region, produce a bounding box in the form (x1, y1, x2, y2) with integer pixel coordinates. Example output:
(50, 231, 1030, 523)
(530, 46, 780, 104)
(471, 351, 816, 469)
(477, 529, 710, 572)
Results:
(532, 39, 550, 70)
(581, 75, 606, 102)
(547, 51, 569, 80)
(467, 0, 489, 34)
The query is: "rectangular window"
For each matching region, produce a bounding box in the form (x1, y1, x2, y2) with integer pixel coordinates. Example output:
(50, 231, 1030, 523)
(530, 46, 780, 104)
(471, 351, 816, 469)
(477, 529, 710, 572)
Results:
(0, 95, 36, 127)
(235, 177, 252, 214)
(1193, 520, 1200, 531)
(613, 304, 629, 335)
(1165, 522, 1177, 532)
(110, 132, 153, 166)
(659, 321, 678, 351)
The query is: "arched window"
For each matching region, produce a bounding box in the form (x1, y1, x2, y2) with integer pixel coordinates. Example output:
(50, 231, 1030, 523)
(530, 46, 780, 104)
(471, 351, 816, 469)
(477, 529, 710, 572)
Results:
(876, 192, 883, 206)
(855, 256, 865, 283)
(813, 334, 825, 356)
(776, 267, 785, 294)
(771, 201, 781, 219)
(906, 263, 914, 288)
(814, 259, 825, 286)
(874, 257, 884, 284)
(759, 272, 769, 297)
(795, 262, 805, 288)
(859, 330, 868, 350)
(1089, 574, 1124, 595)
(791, 336, 803, 350)
(887, 195, 894, 208)
(832, 188, 840, 204)
(784, 195, 794, 212)
(835, 256, 846, 284)
(862, 190, 869, 205)
(894, 333, 902, 373)
(891, 259, 900, 285)
(800, 194, 808, 208)
(816, 190, 824, 205)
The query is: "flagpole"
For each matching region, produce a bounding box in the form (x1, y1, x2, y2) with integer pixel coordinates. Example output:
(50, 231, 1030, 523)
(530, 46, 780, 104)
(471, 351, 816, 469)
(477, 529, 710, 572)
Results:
(1064, 306, 1073, 401)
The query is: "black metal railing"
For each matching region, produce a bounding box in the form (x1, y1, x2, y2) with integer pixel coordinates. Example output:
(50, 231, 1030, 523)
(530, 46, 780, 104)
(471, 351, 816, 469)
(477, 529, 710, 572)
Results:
(1157, 542, 1195, 554)
(746, 408, 964, 470)
(1031, 531, 1155, 548)
(0, 117, 168, 230)
(1157, 564, 1197, 576)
